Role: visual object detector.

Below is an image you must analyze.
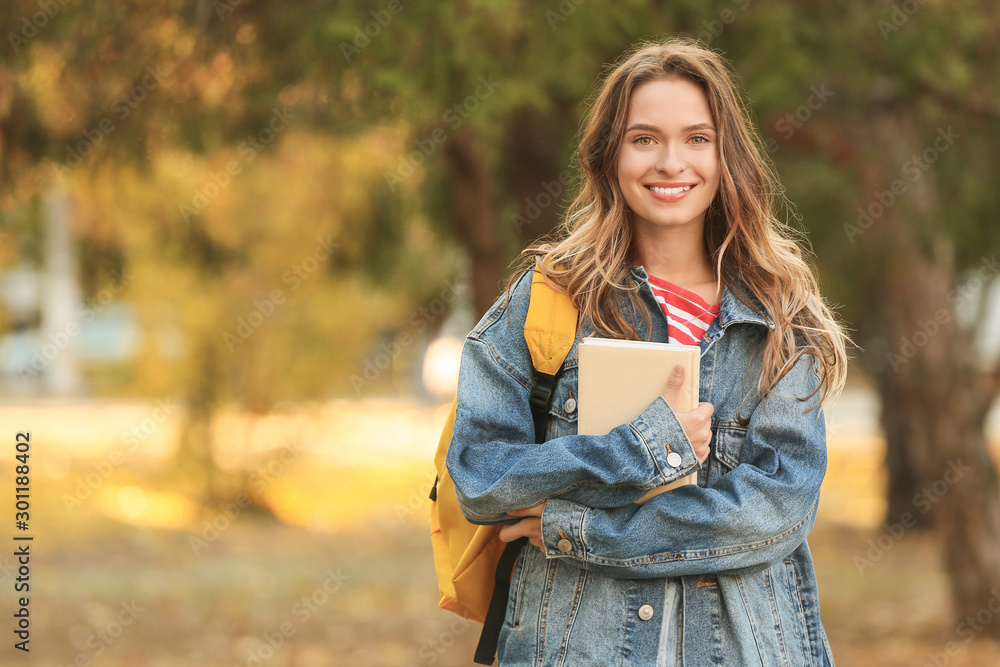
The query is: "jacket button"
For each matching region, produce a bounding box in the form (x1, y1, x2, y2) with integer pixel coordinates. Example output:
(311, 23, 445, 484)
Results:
(638, 604, 655, 621)
(563, 397, 577, 413)
(666, 452, 682, 468)
(557, 538, 573, 553)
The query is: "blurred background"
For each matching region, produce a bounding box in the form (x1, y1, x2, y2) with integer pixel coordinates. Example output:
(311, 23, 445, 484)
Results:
(1, 0, 1000, 665)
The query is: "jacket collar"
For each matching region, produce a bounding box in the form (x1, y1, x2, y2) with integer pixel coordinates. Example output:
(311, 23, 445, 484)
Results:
(630, 266, 775, 331)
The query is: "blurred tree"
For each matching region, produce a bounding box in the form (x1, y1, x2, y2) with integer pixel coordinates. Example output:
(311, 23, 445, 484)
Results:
(2, 0, 1000, 635)
(726, 0, 1000, 633)
(0, 0, 458, 506)
(324, 0, 689, 312)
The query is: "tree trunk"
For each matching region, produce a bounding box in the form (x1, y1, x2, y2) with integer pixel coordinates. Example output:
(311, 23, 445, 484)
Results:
(445, 127, 504, 316)
(864, 110, 1000, 633)
(506, 106, 573, 249)
(878, 266, 1000, 631)
(175, 334, 223, 506)
(875, 241, 947, 531)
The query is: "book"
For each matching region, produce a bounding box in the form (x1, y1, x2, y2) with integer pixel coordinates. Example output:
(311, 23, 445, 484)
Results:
(577, 336, 701, 503)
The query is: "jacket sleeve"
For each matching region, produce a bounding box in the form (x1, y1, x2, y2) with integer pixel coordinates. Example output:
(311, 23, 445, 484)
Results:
(446, 272, 701, 526)
(538, 352, 827, 576)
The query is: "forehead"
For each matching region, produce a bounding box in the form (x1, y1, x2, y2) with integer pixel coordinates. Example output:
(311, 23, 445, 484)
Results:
(625, 77, 714, 127)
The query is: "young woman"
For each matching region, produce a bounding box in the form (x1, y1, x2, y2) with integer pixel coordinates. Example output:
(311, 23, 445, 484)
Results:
(447, 36, 848, 666)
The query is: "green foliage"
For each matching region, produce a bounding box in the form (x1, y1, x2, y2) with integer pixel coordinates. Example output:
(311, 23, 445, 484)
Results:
(2, 0, 999, 400)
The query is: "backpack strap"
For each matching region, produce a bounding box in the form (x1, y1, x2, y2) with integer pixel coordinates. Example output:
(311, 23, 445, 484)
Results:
(474, 536, 526, 664)
(474, 266, 578, 665)
(523, 267, 578, 441)
(523, 266, 579, 375)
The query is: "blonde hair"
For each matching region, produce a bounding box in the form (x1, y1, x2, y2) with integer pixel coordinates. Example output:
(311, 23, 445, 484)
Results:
(507, 36, 850, 409)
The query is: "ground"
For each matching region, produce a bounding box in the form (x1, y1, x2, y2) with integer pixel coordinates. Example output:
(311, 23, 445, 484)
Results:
(0, 398, 998, 666)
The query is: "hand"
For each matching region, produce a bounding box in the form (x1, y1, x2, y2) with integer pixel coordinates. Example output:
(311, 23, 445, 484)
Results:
(662, 364, 713, 464)
(501, 502, 546, 553)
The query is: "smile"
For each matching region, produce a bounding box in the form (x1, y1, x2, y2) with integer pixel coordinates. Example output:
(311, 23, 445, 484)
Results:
(647, 185, 693, 195)
(644, 184, 696, 203)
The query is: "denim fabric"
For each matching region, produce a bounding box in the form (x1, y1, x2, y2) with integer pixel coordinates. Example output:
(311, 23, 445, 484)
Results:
(447, 266, 835, 666)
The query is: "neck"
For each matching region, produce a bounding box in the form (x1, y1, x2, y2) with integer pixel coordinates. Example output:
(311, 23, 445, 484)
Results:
(631, 219, 715, 286)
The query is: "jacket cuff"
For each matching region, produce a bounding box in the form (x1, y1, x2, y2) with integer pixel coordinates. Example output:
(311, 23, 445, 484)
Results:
(629, 396, 701, 484)
(540, 498, 588, 560)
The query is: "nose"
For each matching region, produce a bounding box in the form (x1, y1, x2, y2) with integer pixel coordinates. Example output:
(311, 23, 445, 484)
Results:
(655, 142, 686, 175)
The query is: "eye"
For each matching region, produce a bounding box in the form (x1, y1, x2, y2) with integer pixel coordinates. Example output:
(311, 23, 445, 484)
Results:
(633, 135, 654, 146)
(690, 135, 711, 145)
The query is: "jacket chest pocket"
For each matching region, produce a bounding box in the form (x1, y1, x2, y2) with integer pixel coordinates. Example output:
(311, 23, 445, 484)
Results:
(704, 422, 747, 487)
(544, 367, 579, 441)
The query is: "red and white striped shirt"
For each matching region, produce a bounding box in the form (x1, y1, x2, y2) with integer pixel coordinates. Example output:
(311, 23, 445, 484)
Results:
(645, 273, 721, 346)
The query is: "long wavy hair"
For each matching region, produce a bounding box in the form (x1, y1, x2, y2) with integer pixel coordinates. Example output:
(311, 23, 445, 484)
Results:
(507, 36, 850, 408)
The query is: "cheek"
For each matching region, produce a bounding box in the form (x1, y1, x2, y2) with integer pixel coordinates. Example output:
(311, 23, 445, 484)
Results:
(708, 164, 722, 192)
(617, 149, 642, 187)
(708, 150, 722, 185)
(695, 154, 721, 189)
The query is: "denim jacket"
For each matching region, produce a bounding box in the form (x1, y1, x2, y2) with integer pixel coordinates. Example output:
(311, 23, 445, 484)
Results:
(447, 266, 835, 666)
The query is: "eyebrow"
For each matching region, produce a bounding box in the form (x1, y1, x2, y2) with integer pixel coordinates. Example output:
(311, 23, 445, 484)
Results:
(624, 122, 716, 134)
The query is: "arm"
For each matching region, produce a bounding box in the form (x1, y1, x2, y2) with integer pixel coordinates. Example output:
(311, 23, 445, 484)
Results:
(538, 352, 827, 577)
(447, 273, 700, 525)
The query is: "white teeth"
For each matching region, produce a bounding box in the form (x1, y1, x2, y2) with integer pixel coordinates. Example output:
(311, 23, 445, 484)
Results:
(649, 185, 693, 195)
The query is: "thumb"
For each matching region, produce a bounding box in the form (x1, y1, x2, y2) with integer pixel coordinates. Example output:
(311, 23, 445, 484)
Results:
(663, 364, 684, 407)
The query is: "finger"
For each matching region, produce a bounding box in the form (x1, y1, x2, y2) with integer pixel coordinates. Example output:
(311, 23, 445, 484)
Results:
(662, 364, 684, 406)
(501, 519, 541, 544)
(508, 502, 545, 517)
(498, 523, 523, 543)
(521, 503, 545, 516)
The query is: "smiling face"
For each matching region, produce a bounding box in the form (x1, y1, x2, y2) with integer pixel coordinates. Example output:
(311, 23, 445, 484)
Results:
(617, 77, 721, 238)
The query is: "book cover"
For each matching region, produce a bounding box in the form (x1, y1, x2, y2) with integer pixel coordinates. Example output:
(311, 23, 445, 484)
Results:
(577, 336, 701, 503)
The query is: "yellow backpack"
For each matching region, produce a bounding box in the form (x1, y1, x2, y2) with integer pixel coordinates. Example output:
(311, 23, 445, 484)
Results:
(429, 267, 578, 665)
